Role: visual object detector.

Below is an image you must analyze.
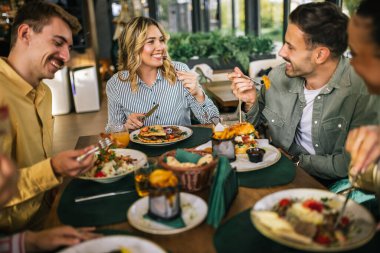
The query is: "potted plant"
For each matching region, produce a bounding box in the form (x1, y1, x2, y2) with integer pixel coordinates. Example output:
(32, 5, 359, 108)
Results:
(168, 31, 274, 73)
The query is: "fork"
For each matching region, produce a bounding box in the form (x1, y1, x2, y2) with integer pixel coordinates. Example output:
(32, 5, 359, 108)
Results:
(334, 173, 359, 229)
(76, 137, 113, 162)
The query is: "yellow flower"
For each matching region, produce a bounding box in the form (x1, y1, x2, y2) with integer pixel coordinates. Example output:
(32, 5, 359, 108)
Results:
(262, 75, 271, 90)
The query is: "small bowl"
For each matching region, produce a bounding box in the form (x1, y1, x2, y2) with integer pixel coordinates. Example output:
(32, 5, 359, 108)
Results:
(246, 148, 265, 163)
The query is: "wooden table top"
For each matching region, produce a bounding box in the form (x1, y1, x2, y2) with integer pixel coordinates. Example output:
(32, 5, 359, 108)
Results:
(203, 80, 238, 108)
(46, 134, 326, 253)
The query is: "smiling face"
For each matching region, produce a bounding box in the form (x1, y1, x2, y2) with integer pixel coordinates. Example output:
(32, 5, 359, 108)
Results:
(278, 23, 317, 78)
(348, 15, 380, 94)
(139, 25, 166, 71)
(27, 16, 73, 81)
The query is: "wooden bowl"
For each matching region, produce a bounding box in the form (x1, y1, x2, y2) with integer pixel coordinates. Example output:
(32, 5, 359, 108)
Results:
(158, 149, 218, 192)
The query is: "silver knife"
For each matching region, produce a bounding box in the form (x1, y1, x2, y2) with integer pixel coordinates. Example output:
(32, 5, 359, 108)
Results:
(74, 190, 135, 203)
(144, 104, 159, 119)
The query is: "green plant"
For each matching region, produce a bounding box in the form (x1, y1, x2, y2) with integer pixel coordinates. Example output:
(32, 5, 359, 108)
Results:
(168, 31, 274, 72)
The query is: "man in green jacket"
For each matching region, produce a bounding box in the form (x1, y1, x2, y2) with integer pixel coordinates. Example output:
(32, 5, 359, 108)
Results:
(229, 2, 380, 185)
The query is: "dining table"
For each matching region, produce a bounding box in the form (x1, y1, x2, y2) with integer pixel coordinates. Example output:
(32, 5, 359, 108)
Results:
(43, 127, 377, 253)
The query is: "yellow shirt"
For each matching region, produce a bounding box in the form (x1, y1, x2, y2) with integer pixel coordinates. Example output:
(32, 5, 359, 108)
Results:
(0, 58, 61, 232)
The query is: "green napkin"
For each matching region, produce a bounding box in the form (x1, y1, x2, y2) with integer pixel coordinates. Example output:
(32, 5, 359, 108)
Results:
(58, 174, 139, 226)
(207, 157, 238, 228)
(175, 148, 202, 163)
(214, 208, 380, 253)
(143, 213, 186, 228)
(238, 154, 296, 188)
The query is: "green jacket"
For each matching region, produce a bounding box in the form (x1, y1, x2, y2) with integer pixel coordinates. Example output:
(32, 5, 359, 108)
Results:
(245, 57, 380, 180)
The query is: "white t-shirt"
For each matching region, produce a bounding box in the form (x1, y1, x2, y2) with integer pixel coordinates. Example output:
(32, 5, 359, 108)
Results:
(295, 85, 325, 155)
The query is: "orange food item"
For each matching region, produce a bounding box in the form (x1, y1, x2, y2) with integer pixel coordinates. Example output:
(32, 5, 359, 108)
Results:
(262, 75, 271, 90)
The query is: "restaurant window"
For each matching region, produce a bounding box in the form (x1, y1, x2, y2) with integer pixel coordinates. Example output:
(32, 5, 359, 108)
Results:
(341, 0, 360, 17)
(209, 0, 220, 31)
(289, 0, 324, 12)
(220, 0, 244, 35)
(155, 0, 192, 33)
(260, 0, 283, 42)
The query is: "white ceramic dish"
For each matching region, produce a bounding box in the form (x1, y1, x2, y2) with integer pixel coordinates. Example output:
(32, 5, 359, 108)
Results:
(196, 139, 281, 172)
(78, 149, 147, 183)
(130, 125, 193, 146)
(127, 192, 208, 235)
(57, 235, 165, 253)
(251, 188, 376, 252)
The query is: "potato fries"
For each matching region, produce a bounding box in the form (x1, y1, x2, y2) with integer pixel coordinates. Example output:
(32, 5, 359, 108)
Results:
(212, 126, 235, 140)
(262, 75, 271, 90)
(149, 169, 178, 188)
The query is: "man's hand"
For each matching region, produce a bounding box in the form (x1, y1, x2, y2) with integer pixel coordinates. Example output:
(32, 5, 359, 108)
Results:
(125, 113, 145, 131)
(51, 146, 95, 177)
(25, 226, 101, 252)
(176, 70, 205, 102)
(345, 125, 380, 175)
(228, 67, 257, 110)
(0, 155, 18, 207)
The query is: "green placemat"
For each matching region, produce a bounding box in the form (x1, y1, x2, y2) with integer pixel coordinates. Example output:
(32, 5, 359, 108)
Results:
(58, 174, 139, 227)
(214, 208, 380, 253)
(238, 154, 296, 188)
(127, 127, 212, 157)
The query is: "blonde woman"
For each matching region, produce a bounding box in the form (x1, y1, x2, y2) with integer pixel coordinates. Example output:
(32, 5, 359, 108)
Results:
(105, 17, 219, 132)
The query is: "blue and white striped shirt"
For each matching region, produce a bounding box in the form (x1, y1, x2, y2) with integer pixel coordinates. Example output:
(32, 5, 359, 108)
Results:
(105, 61, 219, 132)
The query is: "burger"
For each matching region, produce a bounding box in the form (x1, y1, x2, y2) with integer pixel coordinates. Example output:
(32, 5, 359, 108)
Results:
(232, 122, 259, 154)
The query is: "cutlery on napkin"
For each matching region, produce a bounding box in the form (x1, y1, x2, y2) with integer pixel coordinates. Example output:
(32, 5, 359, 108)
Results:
(74, 190, 135, 203)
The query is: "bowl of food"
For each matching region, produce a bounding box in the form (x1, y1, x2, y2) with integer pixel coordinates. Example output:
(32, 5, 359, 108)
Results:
(79, 148, 147, 183)
(157, 149, 218, 192)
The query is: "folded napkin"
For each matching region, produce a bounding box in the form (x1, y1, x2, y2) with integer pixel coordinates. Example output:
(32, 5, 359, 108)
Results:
(175, 148, 202, 163)
(143, 213, 186, 228)
(207, 156, 238, 228)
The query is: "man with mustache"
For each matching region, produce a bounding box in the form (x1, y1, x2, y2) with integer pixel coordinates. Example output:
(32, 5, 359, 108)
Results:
(345, 0, 380, 225)
(0, 1, 95, 232)
(229, 2, 380, 186)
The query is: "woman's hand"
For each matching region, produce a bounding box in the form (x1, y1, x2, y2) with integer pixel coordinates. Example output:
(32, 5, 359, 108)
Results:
(345, 125, 380, 175)
(176, 70, 205, 102)
(228, 67, 257, 110)
(125, 113, 145, 131)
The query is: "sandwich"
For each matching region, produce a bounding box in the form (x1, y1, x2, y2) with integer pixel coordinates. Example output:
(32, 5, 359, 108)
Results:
(232, 122, 259, 154)
(137, 125, 184, 143)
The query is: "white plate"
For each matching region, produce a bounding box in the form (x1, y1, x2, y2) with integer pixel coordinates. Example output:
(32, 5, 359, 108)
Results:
(78, 149, 147, 183)
(127, 192, 208, 235)
(251, 188, 376, 252)
(196, 139, 281, 172)
(57, 235, 165, 253)
(130, 125, 193, 146)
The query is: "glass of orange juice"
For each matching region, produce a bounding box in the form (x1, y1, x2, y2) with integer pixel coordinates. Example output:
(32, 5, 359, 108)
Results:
(134, 157, 157, 197)
(111, 131, 130, 147)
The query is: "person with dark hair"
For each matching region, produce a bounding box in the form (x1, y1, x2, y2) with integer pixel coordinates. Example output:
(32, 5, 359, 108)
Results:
(0, 0, 95, 232)
(345, 0, 380, 214)
(106, 16, 219, 132)
(229, 1, 380, 185)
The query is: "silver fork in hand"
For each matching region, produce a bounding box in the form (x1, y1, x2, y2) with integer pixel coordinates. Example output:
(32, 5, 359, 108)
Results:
(76, 137, 113, 162)
(334, 172, 359, 229)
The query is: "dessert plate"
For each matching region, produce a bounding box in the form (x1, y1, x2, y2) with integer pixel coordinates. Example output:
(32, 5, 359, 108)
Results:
(127, 192, 207, 235)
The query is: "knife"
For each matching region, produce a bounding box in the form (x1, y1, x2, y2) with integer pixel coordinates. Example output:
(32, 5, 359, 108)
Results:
(74, 190, 135, 203)
(141, 104, 159, 121)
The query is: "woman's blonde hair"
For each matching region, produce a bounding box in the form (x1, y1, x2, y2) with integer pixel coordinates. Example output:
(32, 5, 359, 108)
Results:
(117, 17, 176, 92)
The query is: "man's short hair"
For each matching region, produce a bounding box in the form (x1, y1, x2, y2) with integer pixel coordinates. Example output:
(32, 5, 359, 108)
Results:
(289, 2, 348, 58)
(10, 0, 81, 48)
(356, 0, 380, 47)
